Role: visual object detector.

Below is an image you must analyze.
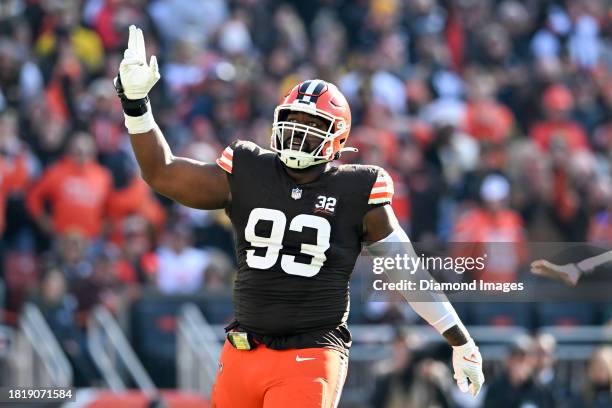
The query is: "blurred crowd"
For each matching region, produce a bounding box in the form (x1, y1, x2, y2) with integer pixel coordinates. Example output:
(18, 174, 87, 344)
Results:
(371, 330, 612, 408)
(0, 0, 612, 398)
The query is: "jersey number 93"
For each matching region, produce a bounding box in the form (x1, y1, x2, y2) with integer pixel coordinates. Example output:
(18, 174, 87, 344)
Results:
(244, 208, 331, 277)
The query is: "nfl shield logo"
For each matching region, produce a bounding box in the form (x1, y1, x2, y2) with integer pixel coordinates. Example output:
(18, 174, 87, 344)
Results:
(291, 187, 302, 200)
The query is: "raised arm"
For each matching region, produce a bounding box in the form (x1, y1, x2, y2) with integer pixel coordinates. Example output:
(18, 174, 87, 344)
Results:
(115, 25, 229, 209)
(128, 128, 229, 209)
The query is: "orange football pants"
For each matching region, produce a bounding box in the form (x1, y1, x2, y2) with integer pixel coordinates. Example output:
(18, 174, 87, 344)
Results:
(211, 340, 348, 408)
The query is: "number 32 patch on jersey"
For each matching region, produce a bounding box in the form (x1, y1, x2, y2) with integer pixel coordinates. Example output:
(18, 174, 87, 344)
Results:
(314, 195, 337, 215)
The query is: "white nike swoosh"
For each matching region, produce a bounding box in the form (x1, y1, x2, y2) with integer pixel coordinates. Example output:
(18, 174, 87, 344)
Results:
(296, 355, 316, 362)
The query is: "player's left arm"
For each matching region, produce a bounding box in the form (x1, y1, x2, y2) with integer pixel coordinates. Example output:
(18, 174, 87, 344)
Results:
(363, 204, 485, 397)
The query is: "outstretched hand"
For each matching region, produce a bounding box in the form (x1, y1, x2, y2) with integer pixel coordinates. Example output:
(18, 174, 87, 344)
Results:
(115, 25, 160, 100)
(530, 259, 581, 287)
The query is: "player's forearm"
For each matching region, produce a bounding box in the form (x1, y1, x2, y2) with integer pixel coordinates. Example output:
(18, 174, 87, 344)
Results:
(128, 125, 175, 189)
(576, 250, 612, 273)
(115, 81, 181, 195)
(367, 226, 472, 345)
(409, 282, 472, 347)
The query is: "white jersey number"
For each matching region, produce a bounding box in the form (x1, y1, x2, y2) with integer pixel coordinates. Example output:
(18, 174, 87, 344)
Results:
(244, 208, 331, 277)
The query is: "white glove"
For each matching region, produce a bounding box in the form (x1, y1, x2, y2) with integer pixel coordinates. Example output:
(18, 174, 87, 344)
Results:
(452, 339, 485, 397)
(118, 25, 160, 100)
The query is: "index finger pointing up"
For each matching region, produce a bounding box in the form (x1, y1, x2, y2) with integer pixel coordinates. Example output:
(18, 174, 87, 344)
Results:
(128, 25, 138, 52)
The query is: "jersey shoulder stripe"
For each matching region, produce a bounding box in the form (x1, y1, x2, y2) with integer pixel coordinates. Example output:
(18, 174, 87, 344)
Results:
(368, 168, 394, 205)
(216, 146, 234, 174)
(216, 140, 271, 175)
(335, 164, 394, 206)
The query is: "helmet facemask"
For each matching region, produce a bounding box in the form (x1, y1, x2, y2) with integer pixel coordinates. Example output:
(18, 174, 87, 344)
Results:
(271, 105, 348, 169)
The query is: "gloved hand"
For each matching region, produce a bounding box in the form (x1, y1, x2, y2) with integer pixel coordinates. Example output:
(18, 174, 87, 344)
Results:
(116, 25, 160, 100)
(452, 339, 485, 397)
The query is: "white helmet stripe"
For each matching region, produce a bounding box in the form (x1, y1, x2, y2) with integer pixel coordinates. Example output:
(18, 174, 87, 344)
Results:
(301, 79, 323, 103)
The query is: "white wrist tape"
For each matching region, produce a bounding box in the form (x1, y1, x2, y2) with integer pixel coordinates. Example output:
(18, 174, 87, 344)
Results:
(367, 227, 463, 334)
(124, 102, 157, 134)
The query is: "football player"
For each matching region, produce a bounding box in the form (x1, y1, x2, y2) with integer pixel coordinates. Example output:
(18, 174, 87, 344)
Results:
(115, 26, 484, 408)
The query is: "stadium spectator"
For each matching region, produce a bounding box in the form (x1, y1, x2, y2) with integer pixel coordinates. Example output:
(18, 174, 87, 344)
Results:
(533, 333, 571, 406)
(104, 150, 165, 244)
(180, 208, 236, 263)
(34, 2, 105, 74)
(26, 113, 69, 168)
(364, 290, 420, 325)
(2, 249, 39, 320)
(452, 174, 526, 283)
(200, 248, 235, 293)
(357, 137, 410, 228)
(32, 266, 98, 386)
(549, 148, 595, 242)
(42, 40, 87, 123)
(422, 109, 479, 192)
(86, 78, 126, 158)
(580, 346, 612, 407)
(0, 34, 43, 110)
(396, 139, 444, 241)
(115, 215, 157, 290)
(155, 223, 211, 295)
(530, 84, 589, 153)
(26, 132, 112, 240)
(91, 0, 145, 52)
(48, 230, 91, 281)
(533, 333, 557, 389)
(484, 335, 555, 408)
(370, 329, 454, 408)
(148, 0, 228, 51)
(568, 14, 602, 71)
(504, 141, 553, 239)
(106, 174, 165, 243)
(463, 71, 515, 144)
(0, 109, 34, 240)
(41, 228, 121, 316)
(71, 246, 123, 315)
(587, 183, 612, 244)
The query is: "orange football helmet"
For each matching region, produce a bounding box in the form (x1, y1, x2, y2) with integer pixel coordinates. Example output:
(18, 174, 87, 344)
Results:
(271, 79, 355, 169)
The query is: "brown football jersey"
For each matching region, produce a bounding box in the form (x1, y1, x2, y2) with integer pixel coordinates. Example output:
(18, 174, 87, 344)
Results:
(216, 140, 394, 353)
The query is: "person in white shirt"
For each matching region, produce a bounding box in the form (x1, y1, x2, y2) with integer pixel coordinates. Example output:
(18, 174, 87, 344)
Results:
(156, 223, 210, 294)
